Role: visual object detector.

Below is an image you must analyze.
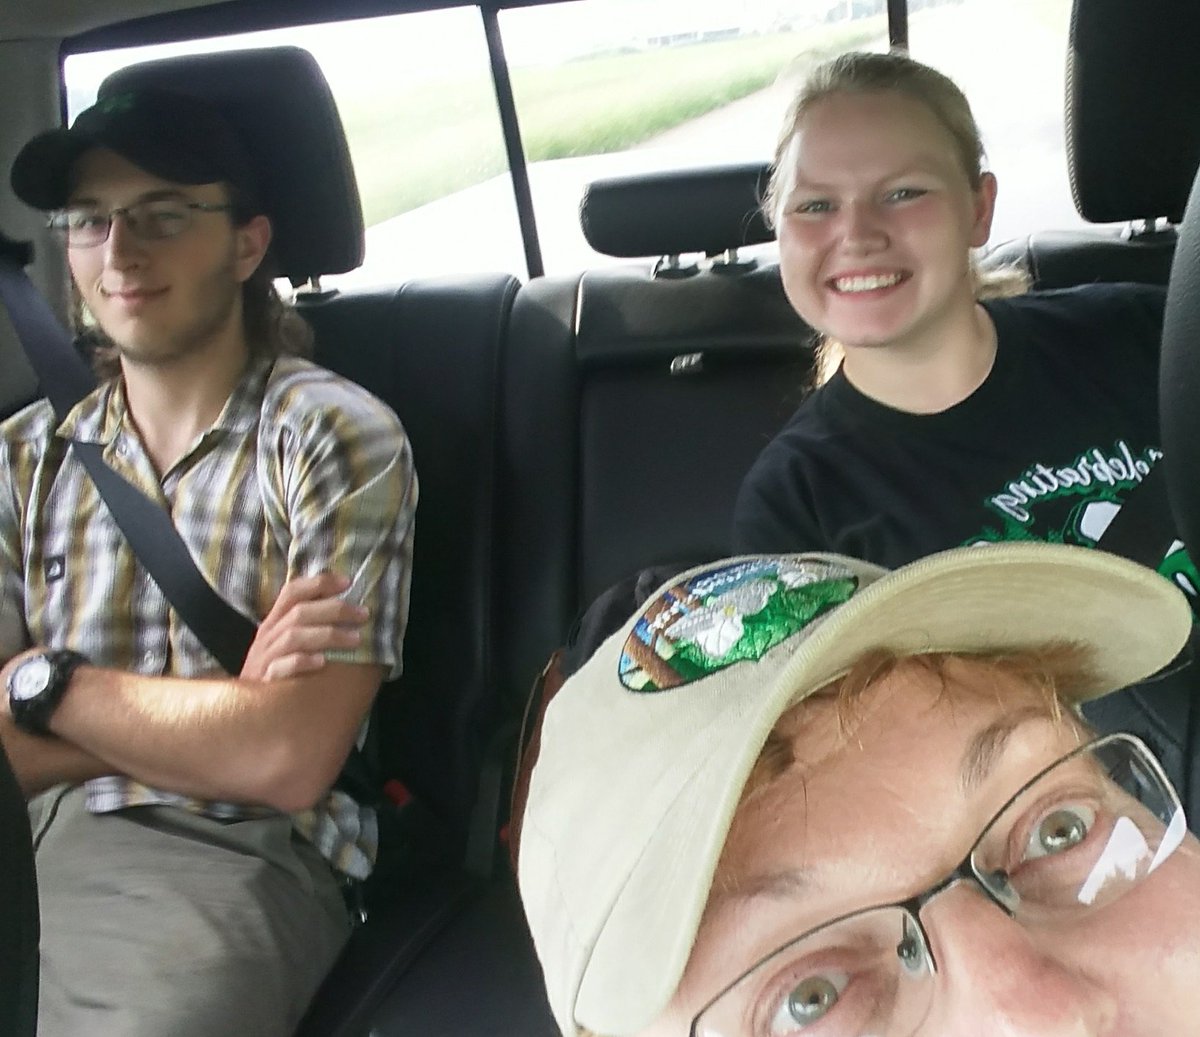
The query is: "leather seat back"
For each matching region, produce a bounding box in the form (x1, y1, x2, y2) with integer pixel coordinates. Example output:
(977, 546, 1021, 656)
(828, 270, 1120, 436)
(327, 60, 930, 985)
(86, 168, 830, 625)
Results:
(984, 0, 1200, 287)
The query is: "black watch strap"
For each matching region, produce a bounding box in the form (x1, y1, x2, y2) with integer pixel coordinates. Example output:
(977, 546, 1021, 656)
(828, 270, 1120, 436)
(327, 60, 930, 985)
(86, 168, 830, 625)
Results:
(7, 649, 89, 736)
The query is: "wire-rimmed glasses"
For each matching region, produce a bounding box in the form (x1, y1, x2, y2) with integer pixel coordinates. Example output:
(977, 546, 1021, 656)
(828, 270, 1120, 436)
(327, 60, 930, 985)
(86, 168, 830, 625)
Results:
(692, 733, 1187, 1037)
(47, 198, 235, 248)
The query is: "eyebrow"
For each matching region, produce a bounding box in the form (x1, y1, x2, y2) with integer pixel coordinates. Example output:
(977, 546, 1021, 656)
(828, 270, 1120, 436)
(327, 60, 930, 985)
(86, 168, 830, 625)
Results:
(65, 188, 192, 208)
(790, 160, 947, 193)
(705, 865, 815, 916)
(710, 711, 1058, 913)
(958, 707, 1051, 794)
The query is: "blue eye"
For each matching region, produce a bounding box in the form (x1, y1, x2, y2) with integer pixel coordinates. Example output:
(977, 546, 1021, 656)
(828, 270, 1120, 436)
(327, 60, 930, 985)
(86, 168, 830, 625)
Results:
(139, 204, 189, 235)
(58, 210, 105, 230)
(1023, 804, 1096, 861)
(768, 971, 849, 1034)
(792, 199, 833, 216)
(884, 187, 927, 203)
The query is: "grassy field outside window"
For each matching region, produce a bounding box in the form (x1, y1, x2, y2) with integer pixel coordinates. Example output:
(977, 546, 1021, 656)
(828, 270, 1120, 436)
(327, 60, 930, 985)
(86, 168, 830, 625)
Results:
(342, 17, 885, 228)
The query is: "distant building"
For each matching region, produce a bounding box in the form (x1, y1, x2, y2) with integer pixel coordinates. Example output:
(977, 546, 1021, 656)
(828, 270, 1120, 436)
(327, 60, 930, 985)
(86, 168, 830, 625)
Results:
(644, 26, 742, 47)
(633, 1, 830, 50)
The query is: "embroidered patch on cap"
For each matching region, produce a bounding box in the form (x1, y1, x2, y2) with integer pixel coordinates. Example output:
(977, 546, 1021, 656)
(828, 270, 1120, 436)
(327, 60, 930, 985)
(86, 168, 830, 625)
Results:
(619, 557, 858, 692)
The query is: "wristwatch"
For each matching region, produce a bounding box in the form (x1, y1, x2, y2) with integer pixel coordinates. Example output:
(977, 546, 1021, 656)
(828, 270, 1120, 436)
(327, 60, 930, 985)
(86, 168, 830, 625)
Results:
(6, 649, 89, 735)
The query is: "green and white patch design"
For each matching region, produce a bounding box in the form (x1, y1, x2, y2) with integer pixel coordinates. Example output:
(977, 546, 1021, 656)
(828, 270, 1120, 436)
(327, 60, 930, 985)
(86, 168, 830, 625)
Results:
(619, 557, 858, 693)
(965, 439, 1200, 608)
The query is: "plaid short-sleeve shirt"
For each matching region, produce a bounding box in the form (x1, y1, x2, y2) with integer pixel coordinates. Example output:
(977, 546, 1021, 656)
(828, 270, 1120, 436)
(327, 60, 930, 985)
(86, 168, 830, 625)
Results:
(0, 355, 417, 878)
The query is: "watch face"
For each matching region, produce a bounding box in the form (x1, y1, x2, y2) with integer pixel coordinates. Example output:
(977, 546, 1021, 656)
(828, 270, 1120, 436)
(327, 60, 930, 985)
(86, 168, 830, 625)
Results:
(10, 655, 52, 702)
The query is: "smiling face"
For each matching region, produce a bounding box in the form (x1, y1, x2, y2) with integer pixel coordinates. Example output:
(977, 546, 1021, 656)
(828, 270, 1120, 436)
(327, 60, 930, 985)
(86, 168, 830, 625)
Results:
(774, 89, 996, 356)
(65, 147, 269, 372)
(636, 657, 1200, 1037)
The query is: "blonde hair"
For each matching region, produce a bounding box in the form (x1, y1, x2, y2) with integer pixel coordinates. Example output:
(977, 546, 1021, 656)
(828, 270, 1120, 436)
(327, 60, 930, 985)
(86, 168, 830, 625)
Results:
(763, 50, 1031, 386)
(739, 643, 1093, 817)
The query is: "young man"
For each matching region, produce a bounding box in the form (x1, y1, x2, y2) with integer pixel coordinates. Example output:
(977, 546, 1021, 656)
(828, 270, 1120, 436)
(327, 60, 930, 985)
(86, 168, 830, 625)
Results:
(0, 89, 416, 1035)
(517, 543, 1200, 1036)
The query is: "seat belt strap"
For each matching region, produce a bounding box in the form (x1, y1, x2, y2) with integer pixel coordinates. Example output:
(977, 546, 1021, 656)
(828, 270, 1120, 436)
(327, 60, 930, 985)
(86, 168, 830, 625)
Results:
(70, 441, 257, 674)
(0, 245, 95, 417)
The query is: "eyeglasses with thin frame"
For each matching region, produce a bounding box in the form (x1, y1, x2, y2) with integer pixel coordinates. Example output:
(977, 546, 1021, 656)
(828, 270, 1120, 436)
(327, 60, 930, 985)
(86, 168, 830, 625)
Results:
(691, 732, 1188, 1037)
(47, 198, 235, 248)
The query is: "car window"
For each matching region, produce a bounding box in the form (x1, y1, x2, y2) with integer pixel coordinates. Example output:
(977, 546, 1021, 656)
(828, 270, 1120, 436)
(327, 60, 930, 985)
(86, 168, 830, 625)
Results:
(63, 0, 1099, 287)
(496, 0, 889, 273)
(909, 0, 1118, 245)
(64, 7, 515, 287)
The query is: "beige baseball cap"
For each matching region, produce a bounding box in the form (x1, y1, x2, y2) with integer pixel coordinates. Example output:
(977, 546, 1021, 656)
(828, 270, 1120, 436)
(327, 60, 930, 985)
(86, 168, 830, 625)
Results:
(517, 543, 1192, 1037)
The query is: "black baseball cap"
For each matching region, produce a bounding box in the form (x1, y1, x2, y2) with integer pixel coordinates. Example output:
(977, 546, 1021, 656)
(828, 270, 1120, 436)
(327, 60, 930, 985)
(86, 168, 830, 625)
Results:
(10, 87, 263, 212)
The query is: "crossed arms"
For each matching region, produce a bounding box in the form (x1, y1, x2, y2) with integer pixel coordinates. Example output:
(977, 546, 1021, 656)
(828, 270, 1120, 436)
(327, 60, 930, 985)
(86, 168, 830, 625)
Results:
(0, 572, 378, 811)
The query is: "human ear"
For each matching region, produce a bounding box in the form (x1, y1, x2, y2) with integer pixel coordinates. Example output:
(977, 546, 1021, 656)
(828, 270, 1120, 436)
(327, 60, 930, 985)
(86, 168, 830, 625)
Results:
(233, 214, 272, 283)
(969, 172, 998, 248)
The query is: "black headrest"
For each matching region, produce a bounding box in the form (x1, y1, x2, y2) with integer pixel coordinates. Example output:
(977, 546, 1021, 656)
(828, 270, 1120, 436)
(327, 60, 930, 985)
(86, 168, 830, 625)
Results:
(580, 163, 772, 258)
(1066, 0, 1200, 224)
(1160, 172, 1200, 567)
(101, 46, 364, 285)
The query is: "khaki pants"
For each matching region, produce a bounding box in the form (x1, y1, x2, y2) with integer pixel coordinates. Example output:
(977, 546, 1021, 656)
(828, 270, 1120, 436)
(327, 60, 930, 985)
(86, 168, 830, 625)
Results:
(29, 785, 351, 1037)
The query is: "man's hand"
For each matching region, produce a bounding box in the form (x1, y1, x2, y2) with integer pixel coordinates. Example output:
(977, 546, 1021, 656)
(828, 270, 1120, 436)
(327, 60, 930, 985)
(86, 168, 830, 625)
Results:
(241, 572, 370, 681)
(0, 578, 379, 809)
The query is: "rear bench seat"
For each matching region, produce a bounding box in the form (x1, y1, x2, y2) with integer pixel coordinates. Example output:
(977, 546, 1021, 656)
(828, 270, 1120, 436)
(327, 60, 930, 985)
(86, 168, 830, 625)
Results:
(367, 167, 817, 1036)
(494, 164, 813, 719)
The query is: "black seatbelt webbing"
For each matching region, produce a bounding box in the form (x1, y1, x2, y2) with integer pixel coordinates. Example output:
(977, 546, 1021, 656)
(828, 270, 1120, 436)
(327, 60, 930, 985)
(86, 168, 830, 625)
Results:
(71, 442, 257, 674)
(0, 254, 94, 417)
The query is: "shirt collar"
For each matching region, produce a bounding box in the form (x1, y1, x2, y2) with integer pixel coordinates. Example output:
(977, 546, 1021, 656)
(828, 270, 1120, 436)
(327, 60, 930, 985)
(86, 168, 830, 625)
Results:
(209, 354, 275, 435)
(53, 355, 276, 444)
(55, 378, 122, 445)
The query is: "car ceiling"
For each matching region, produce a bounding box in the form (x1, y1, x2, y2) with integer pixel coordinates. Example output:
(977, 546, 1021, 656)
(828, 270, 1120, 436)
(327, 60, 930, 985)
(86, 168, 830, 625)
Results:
(1, 0, 567, 48)
(0, 0, 226, 42)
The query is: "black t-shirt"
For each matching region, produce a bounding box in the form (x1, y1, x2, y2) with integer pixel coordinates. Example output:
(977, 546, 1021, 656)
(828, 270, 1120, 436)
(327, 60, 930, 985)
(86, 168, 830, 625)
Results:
(732, 282, 1199, 820)
(733, 283, 1195, 585)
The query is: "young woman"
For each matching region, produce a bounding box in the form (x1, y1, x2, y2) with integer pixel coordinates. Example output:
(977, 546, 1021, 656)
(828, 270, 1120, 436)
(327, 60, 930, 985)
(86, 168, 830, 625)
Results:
(731, 51, 1184, 586)
(729, 51, 1198, 827)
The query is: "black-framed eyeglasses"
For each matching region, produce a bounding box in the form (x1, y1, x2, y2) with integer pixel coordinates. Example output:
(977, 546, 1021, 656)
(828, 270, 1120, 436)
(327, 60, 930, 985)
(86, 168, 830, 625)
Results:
(47, 198, 235, 248)
(691, 732, 1188, 1037)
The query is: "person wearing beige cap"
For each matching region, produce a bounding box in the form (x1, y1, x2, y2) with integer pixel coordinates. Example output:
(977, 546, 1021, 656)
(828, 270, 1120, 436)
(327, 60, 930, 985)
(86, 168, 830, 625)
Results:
(518, 542, 1200, 1036)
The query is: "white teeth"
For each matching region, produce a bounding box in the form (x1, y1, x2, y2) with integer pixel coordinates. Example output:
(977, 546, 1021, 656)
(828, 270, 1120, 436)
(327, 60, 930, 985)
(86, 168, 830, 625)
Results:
(834, 273, 902, 293)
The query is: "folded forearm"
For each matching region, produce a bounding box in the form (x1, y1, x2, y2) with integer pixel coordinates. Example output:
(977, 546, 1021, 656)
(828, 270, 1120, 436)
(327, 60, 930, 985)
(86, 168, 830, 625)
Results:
(48, 665, 294, 806)
(0, 715, 113, 798)
(45, 662, 379, 812)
